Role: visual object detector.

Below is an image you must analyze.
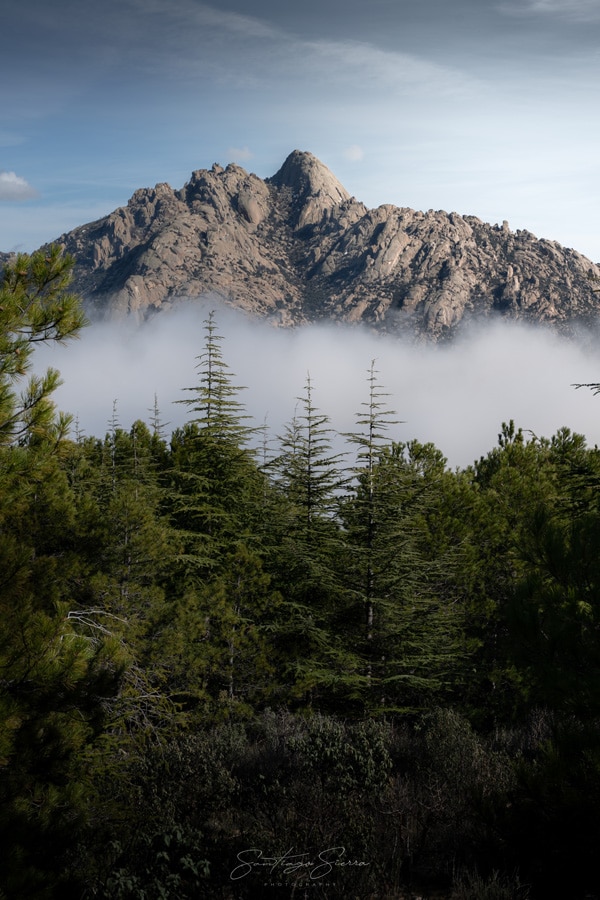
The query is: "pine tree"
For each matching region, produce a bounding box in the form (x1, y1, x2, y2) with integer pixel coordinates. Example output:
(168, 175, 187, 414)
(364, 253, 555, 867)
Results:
(464, 422, 560, 719)
(169, 310, 260, 559)
(340, 363, 461, 713)
(266, 375, 353, 707)
(161, 312, 278, 716)
(0, 245, 86, 446)
(500, 429, 600, 718)
(0, 250, 126, 895)
(341, 361, 400, 702)
(176, 309, 252, 446)
(271, 374, 344, 536)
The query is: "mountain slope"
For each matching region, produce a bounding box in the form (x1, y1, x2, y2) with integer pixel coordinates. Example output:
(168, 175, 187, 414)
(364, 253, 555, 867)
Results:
(50, 150, 600, 339)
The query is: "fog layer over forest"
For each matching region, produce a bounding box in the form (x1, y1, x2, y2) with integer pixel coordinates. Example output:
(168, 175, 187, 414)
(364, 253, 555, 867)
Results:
(34, 301, 600, 466)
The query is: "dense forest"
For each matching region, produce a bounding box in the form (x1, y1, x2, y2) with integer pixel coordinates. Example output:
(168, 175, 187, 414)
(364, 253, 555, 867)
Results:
(2, 249, 600, 900)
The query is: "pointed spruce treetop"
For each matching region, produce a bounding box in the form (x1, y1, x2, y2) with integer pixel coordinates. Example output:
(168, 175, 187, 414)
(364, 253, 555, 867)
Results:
(177, 310, 253, 448)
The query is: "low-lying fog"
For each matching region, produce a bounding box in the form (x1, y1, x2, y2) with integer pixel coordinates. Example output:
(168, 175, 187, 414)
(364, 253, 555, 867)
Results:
(33, 301, 600, 469)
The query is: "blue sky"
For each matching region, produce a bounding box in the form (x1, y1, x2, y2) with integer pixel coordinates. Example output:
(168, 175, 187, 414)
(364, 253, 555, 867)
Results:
(1, 0, 600, 260)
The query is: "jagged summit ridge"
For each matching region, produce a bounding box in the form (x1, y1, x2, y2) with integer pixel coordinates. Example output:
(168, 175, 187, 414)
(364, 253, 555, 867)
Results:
(46, 150, 600, 338)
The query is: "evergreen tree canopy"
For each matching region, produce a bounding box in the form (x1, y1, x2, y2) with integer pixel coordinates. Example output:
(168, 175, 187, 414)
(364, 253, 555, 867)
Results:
(0, 250, 128, 896)
(176, 310, 252, 447)
(0, 246, 86, 445)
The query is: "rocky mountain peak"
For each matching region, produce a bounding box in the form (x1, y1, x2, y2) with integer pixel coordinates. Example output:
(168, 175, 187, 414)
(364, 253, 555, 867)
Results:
(177, 162, 271, 227)
(24, 150, 600, 339)
(268, 150, 352, 229)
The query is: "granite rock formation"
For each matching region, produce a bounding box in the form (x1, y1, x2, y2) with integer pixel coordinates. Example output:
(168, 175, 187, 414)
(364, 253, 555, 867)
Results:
(40, 150, 600, 339)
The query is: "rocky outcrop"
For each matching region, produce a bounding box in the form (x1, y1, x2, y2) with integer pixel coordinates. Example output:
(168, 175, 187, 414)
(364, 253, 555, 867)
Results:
(0, 251, 15, 269)
(48, 150, 600, 339)
(269, 148, 352, 229)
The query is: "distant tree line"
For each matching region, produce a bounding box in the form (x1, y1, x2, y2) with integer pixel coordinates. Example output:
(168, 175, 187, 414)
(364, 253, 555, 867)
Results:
(2, 249, 600, 898)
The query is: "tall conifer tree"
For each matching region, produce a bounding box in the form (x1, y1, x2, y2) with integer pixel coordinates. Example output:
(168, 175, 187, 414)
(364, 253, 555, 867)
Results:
(341, 363, 461, 712)
(267, 375, 353, 706)
(163, 312, 277, 716)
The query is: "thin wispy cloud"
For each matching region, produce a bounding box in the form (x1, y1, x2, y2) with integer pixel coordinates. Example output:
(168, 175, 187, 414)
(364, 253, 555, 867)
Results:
(0, 171, 38, 202)
(0, 132, 24, 149)
(123, 0, 284, 45)
(81, 1, 477, 102)
(343, 145, 365, 162)
(0, 0, 285, 98)
(188, 1, 284, 40)
(498, 0, 600, 21)
(227, 146, 254, 162)
(302, 40, 476, 98)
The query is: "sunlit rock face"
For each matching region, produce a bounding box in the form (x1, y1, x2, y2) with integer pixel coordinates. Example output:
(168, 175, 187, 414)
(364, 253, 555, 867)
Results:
(49, 150, 600, 339)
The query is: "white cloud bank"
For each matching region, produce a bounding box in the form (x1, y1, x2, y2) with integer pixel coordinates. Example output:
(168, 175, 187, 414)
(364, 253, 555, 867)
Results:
(32, 303, 600, 469)
(0, 171, 38, 201)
